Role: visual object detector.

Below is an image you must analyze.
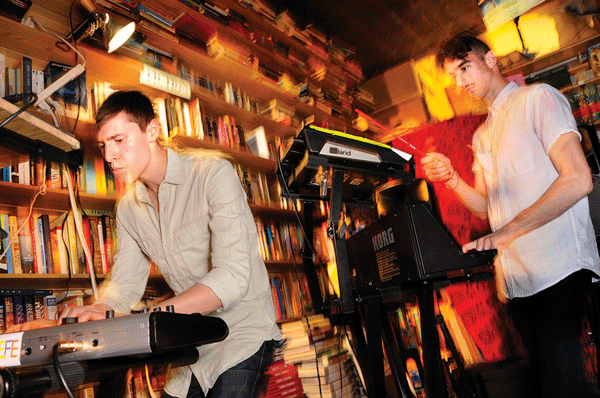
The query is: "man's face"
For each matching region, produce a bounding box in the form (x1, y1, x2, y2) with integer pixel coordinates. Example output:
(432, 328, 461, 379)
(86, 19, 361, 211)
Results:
(444, 51, 494, 102)
(96, 111, 153, 184)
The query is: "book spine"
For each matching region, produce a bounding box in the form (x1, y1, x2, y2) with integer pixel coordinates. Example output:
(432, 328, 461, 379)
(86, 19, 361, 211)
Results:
(21, 56, 32, 105)
(17, 215, 34, 274)
(34, 295, 45, 320)
(3, 296, 14, 330)
(101, 215, 114, 272)
(0, 298, 4, 333)
(40, 214, 54, 274)
(28, 216, 41, 273)
(94, 157, 107, 195)
(0, 53, 4, 98)
(36, 217, 47, 274)
(82, 218, 93, 274)
(13, 295, 25, 325)
(24, 295, 35, 322)
(44, 295, 58, 321)
(50, 227, 61, 274)
(8, 216, 22, 274)
(96, 218, 108, 274)
(0, 214, 12, 273)
(66, 213, 79, 274)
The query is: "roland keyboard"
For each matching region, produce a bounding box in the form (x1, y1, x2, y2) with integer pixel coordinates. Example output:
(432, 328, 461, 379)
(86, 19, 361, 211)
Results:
(0, 310, 228, 368)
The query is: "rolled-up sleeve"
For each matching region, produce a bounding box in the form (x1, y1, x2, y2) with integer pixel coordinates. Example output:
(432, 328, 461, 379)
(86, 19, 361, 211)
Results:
(200, 160, 251, 310)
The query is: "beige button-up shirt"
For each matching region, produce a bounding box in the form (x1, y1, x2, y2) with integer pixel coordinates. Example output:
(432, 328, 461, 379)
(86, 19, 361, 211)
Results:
(96, 148, 282, 396)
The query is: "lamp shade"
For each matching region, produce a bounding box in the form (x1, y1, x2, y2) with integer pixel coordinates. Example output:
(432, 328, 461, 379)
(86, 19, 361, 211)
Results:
(102, 11, 135, 53)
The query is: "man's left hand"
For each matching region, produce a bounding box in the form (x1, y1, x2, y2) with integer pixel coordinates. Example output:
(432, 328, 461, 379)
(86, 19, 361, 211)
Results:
(462, 227, 515, 253)
(5, 319, 58, 333)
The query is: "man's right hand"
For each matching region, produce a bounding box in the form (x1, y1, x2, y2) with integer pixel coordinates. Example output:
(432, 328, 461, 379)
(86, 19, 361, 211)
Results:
(58, 303, 115, 324)
(421, 152, 455, 182)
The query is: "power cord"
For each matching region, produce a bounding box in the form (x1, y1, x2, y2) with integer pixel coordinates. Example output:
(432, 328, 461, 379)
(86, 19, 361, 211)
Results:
(52, 343, 77, 398)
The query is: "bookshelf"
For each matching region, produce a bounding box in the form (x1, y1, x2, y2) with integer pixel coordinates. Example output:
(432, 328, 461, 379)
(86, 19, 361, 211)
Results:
(500, 32, 600, 78)
(0, 2, 364, 395)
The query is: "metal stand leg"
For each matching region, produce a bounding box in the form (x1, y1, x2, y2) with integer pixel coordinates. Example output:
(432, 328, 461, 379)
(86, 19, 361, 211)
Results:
(418, 284, 448, 398)
(436, 315, 480, 398)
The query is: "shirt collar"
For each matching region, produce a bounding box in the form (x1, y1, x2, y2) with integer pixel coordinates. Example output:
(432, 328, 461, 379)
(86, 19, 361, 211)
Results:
(134, 147, 183, 204)
(489, 81, 519, 115)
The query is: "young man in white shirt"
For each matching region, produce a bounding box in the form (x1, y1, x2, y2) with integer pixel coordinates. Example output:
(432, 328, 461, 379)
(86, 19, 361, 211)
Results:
(422, 32, 600, 397)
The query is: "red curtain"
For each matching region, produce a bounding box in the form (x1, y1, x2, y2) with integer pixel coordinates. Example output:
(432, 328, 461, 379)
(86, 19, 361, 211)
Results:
(392, 115, 510, 361)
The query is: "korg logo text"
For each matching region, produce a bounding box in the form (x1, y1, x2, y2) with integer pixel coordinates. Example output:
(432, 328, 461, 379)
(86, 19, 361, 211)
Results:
(372, 227, 395, 250)
(330, 147, 351, 156)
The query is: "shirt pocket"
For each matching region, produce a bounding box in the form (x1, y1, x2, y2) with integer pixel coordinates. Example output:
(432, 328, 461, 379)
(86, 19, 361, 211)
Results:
(496, 132, 535, 177)
(138, 237, 161, 259)
(172, 215, 210, 265)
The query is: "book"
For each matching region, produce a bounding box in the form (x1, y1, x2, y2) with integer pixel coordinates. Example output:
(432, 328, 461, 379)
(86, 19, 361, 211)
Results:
(0, 213, 11, 273)
(50, 226, 64, 274)
(66, 212, 79, 274)
(20, 56, 32, 105)
(0, 298, 4, 333)
(101, 215, 115, 272)
(153, 96, 170, 140)
(39, 214, 54, 274)
(17, 213, 35, 274)
(47, 161, 62, 189)
(13, 294, 25, 325)
(3, 295, 14, 330)
(94, 157, 107, 195)
(89, 217, 103, 275)
(25, 213, 43, 274)
(5, 66, 15, 96)
(8, 215, 22, 274)
(84, 157, 97, 195)
(44, 295, 58, 321)
(189, 98, 205, 140)
(246, 126, 270, 159)
(35, 216, 46, 274)
(0, 53, 5, 98)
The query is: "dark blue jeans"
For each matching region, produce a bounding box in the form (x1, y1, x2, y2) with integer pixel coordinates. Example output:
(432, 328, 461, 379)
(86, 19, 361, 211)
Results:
(163, 340, 276, 398)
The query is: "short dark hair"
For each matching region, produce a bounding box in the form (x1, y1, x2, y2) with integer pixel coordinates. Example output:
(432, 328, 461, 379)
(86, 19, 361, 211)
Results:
(436, 31, 491, 69)
(96, 90, 155, 132)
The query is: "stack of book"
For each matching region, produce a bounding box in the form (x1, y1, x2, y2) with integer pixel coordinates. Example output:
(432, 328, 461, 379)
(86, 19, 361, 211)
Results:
(265, 358, 304, 398)
(279, 315, 366, 398)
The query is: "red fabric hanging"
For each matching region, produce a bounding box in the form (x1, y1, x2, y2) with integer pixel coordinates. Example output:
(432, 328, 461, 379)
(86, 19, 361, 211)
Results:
(393, 115, 507, 361)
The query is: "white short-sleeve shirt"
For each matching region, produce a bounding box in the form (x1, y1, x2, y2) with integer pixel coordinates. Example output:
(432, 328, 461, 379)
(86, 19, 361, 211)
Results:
(472, 82, 600, 299)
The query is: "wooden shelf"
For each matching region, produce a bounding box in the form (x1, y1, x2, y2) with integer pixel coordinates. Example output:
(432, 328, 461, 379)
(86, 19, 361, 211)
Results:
(0, 273, 170, 291)
(266, 259, 304, 273)
(79, 44, 301, 139)
(168, 133, 278, 173)
(0, 273, 106, 290)
(0, 98, 81, 152)
(0, 181, 118, 212)
(560, 76, 600, 94)
(501, 32, 600, 77)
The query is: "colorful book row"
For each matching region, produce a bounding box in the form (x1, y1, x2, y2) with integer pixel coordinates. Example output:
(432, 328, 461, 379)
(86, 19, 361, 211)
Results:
(256, 219, 302, 262)
(0, 211, 116, 276)
(0, 289, 53, 333)
(269, 274, 313, 321)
